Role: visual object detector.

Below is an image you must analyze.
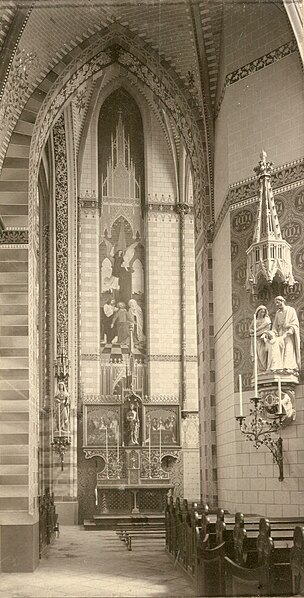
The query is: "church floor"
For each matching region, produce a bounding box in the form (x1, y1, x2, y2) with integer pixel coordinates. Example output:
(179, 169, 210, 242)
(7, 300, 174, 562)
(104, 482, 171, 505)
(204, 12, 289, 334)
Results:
(0, 526, 195, 598)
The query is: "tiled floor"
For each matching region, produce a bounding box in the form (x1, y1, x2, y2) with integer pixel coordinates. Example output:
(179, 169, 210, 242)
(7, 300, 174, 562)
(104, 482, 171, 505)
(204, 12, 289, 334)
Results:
(0, 526, 195, 598)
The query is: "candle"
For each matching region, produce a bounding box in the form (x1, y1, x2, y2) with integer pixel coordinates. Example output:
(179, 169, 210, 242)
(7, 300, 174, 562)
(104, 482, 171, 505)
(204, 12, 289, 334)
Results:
(95, 487, 98, 506)
(239, 374, 243, 417)
(67, 403, 70, 442)
(51, 407, 54, 443)
(117, 425, 119, 462)
(253, 314, 258, 396)
(105, 426, 109, 478)
(159, 420, 162, 465)
(277, 377, 282, 414)
(148, 417, 151, 474)
(58, 398, 61, 437)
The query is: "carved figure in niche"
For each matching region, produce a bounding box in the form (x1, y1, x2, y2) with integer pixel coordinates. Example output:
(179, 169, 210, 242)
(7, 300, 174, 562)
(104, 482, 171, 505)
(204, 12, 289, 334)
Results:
(249, 305, 271, 372)
(128, 299, 145, 346)
(126, 403, 140, 445)
(111, 302, 130, 346)
(101, 298, 118, 343)
(272, 296, 301, 371)
(54, 381, 70, 433)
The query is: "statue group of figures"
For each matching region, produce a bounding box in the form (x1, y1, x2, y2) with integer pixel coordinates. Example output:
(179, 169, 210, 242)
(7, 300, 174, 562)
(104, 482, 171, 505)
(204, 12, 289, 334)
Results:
(250, 296, 301, 375)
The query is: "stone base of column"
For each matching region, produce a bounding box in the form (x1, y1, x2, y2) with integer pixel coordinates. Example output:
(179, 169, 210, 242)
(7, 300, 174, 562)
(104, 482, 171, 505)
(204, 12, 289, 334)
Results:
(0, 522, 39, 572)
(55, 500, 78, 525)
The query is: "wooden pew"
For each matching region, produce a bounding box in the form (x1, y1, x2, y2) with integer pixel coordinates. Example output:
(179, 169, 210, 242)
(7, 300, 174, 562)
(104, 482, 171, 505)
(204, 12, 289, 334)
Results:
(116, 522, 164, 545)
(165, 499, 299, 596)
(123, 529, 166, 551)
(196, 530, 226, 597)
(290, 526, 304, 595)
(39, 489, 58, 559)
(225, 518, 273, 596)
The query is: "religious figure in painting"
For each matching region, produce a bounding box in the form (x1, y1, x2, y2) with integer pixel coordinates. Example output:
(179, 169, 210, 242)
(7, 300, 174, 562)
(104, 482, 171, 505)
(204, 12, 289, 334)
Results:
(111, 302, 130, 346)
(102, 237, 140, 306)
(128, 299, 145, 346)
(101, 298, 118, 343)
(126, 403, 140, 445)
(272, 296, 301, 371)
(249, 305, 272, 372)
(54, 381, 70, 434)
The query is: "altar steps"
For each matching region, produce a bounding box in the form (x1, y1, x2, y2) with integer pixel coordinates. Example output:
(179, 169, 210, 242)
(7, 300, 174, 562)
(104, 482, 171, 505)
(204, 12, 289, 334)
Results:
(84, 513, 165, 530)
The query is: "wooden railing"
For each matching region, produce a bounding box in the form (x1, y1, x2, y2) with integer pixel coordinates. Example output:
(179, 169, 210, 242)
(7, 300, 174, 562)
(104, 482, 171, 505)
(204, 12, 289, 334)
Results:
(39, 489, 58, 558)
(165, 497, 304, 596)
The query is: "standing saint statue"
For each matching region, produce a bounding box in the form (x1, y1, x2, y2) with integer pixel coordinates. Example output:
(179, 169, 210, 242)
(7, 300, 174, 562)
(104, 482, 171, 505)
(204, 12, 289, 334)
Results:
(249, 305, 272, 372)
(54, 381, 70, 434)
(126, 403, 140, 445)
(272, 296, 301, 371)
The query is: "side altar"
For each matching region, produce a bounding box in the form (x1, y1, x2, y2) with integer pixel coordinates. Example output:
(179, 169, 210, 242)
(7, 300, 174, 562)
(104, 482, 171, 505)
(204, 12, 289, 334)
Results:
(82, 390, 178, 517)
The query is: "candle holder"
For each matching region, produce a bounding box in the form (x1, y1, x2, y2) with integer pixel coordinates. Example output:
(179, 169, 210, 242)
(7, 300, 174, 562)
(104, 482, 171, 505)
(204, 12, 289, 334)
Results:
(236, 396, 284, 481)
(51, 436, 71, 471)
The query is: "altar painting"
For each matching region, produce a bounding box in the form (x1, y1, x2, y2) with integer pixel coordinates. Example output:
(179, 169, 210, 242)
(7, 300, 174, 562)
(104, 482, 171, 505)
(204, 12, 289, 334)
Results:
(145, 407, 179, 446)
(85, 405, 120, 446)
(98, 96, 146, 371)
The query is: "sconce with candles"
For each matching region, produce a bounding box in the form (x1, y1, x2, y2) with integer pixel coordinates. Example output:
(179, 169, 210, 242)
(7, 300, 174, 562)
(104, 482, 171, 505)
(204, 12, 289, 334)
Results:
(236, 313, 284, 481)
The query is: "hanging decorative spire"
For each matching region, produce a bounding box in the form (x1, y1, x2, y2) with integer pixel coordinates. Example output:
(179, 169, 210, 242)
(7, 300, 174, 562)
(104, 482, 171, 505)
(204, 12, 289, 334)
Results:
(246, 151, 297, 294)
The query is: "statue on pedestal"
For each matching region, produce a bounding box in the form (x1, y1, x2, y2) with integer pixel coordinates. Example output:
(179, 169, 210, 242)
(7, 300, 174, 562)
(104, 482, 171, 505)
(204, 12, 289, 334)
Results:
(126, 403, 140, 445)
(250, 305, 272, 372)
(272, 296, 301, 372)
(54, 381, 70, 434)
(250, 298, 301, 375)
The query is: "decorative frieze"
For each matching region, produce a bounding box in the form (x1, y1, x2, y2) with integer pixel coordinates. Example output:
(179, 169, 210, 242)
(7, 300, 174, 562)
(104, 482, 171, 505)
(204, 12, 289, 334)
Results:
(147, 193, 175, 204)
(81, 354, 100, 361)
(53, 114, 69, 352)
(215, 40, 298, 117)
(79, 191, 99, 218)
(147, 354, 197, 362)
(214, 158, 304, 240)
(0, 230, 29, 244)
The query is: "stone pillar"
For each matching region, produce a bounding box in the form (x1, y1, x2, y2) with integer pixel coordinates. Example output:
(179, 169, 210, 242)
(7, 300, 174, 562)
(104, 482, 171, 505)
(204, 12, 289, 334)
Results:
(78, 193, 100, 397)
(0, 241, 39, 571)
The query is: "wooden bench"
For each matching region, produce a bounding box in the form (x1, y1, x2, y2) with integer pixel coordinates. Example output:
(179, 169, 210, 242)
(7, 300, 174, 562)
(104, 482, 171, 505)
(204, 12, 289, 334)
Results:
(122, 529, 166, 551)
(165, 498, 303, 596)
(116, 522, 164, 545)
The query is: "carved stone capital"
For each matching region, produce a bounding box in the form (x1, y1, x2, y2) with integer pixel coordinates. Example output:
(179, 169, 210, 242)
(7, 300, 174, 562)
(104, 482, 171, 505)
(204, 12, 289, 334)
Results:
(176, 202, 191, 216)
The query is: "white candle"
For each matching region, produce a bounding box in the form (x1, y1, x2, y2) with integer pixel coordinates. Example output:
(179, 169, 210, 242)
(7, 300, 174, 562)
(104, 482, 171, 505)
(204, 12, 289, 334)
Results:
(95, 487, 98, 506)
(159, 420, 162, 465)
(117, 425, 119, 462)
(253, 314, 258, 396)
(148, 418, 151, 470)
(58, 398, 61, 437)
(105, 426, 109, 477)
(277, 377, 282, 414)
(239, 374, 243, 417)
(51, 407, 54, 443)
(67, 404, 70, 442)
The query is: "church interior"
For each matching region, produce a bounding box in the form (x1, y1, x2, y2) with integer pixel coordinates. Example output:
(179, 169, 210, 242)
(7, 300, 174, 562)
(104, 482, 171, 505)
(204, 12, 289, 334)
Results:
(0, 0, 303, 595)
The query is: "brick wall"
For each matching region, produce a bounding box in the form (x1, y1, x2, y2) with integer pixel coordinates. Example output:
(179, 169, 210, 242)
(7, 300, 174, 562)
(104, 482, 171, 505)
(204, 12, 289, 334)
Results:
(0, 247, 30, 513)
(212, 3, 304, 514)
